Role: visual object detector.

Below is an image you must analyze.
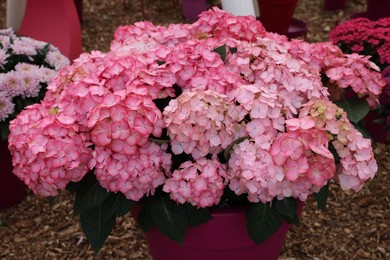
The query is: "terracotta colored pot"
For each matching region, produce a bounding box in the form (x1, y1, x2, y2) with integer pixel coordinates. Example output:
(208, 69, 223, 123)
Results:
(324, 0, 346, 11)
(182, 0, 209, 22)
(135, 201, 303, 260)
(366, 0, 390, 20)
(257, 0, 299, 34)
(0, 140, 25, 210)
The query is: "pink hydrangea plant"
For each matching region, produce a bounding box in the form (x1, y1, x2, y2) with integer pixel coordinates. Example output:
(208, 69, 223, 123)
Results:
(7, 7, 383, 251)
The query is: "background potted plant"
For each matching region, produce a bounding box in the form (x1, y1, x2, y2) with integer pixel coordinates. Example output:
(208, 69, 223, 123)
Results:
(7, 8, 381, 258)
(372, 66, 390, 136)
(366, 0, 390, 20)
(329, 17, 390, 142)
(323, 0, 347, 11)
(257, 0, 299, 33)
(0, 28, 69, 209)
(182, 0, 216, 22)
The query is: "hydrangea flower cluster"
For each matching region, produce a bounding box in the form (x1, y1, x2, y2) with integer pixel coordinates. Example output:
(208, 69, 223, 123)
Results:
(7, 102, 92, 197)
(8, 8, 381, 208)
(0, 28, 69, 139)
(163, 158, 227, 208)
(329, 17, 390, 70)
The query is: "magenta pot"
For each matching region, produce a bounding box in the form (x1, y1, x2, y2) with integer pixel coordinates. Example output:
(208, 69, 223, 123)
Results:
(138, 201, 303, 260)
(364, 111, 389, 143)
(257, 0, 299, 34)
(182, 0, 209, 22)
(324, 0, 347, 11)
(0, 140, 25, 210)
(366, 0, 390, 20)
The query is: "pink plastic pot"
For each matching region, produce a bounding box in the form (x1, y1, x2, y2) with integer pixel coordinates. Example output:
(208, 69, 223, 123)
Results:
(257, 0, 299, 34)
(324, 0, 346, 11)
(0, 140, 25, 210)
(366, 0, 390, 20)
(140, 202, 303, 260)
(182, 0, 209, 22)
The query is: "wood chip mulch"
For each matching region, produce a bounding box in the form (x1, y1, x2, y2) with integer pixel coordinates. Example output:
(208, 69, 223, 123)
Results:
(0, 0, 389, 259)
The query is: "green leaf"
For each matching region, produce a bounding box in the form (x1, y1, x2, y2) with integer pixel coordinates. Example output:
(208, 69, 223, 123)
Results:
(328, 142, 341, 164)
(0, 121, 10, 140)
(80, 203, 116, 253)
(334, 98, 370, 123)
(223, 136, 249, 161)
(148, 136, 170, 144)
(212, 44, 227, 61)
(246, 202, 283, 244)
(73, 173, 111, 215)
(183, 203, 212, 226)
(274, 198, 299, 225)
(229, 47, 237, 54)
(314, 184, 329, 211)
(150, 196, 188, 243)
(102, 193, 135, 219)
(138, 202, 154, 232)
(352, 122, 372, 139)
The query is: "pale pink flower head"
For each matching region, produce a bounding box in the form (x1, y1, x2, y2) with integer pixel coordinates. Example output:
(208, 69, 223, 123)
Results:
(228, 126, 335, 204)
(192, 7, 266, 42)
(91, 142, 171, 201)
(163, 158, 227, 208)
(164, 89, 244, 159)
(298, 99, 378, 191)
(87, 90, 163, 154)
(8, 102, 92, 197)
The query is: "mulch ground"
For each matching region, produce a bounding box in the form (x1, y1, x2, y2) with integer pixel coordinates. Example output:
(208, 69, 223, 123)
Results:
(0, 0, 389, 259)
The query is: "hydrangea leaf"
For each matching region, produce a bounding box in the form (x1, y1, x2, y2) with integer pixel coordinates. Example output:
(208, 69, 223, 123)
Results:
(246, 202, 283, 244)
(150, 196, 188, 243)
(274, 198, 299, 225)
(80, 203, 116, 253)
(223, 136, 250, 162)
(74, 173, 111, 215)
(0, 121, 10, 140)
(102, 193, 135, 219)
(352, 122, 372, 139)
(183, 203, 212, 226)
(212, 44, 227, 61)
(314, 183, 329, 211)
(334, 98, 370, 123)
(138, 202, 154, 232)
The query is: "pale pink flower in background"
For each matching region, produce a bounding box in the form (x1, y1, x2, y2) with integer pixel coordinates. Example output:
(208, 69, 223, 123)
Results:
(19, 71, 41, 98)
(0, 94, 14, 121)
(0, 49, 9, 67)
(0, 28, 69, 126)
(11, 37, 38, 56)
(0, 71, 24, 97)
(44, 50, 70, 70)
